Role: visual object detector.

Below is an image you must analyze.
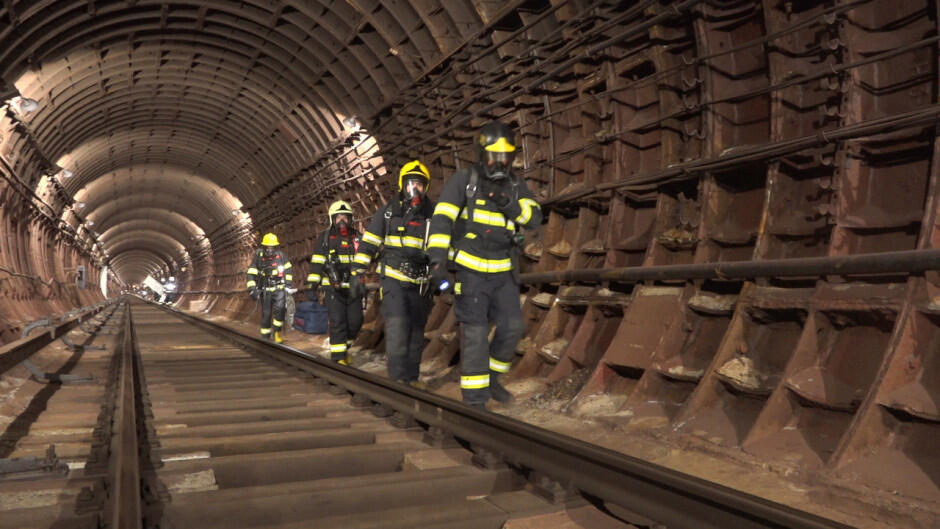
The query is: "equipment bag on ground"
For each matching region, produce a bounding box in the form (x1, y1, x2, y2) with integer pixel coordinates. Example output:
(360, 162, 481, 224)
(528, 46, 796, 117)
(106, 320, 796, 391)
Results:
(293, 301, 329, 334)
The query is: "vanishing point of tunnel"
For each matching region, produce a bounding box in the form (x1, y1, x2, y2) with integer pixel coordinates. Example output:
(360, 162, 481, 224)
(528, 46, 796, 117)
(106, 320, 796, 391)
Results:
(1, 1, 939, 528)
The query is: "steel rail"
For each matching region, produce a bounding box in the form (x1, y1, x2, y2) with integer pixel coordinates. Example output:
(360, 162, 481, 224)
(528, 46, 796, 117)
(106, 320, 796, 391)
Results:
(518, 248, 940, 285)
(101, 302, 142, 529)
(0, 301, 113, 376)
(150, 298, 850, 529)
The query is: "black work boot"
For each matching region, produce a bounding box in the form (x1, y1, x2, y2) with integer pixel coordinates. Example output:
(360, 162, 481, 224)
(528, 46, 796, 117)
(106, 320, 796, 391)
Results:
(489, 373, 514, 404)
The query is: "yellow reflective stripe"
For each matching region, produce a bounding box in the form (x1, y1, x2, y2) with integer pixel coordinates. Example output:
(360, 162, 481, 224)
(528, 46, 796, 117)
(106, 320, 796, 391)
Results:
(460, 374, 490, 389)
(306, 273, 320, 282)
(354, 253, 372, 266)
(383, 265, 421, 285)
(385, 235, 403, 247)
(246, 280, 257, 287)
(428, 233, 451, 249)
(434, 202, 460, 221)
(311, 254, 326, 264)
(284, 274, 293, 281)
(516, 198, 539, 224)
(330, 343, 348, 352)
(455, 282, 462, 295)
(246, 267, 259, 274)
(260, 328, 272, 334)
(321, 278, 350, 287)
(283, 262, 293, 269)
(272, 319, 283, 326)
(402, 236, 423, 249)
(362, 231, 383, 245)
(454, 251, 512, 273)
(337, 255, 353, 263)
(490, 357, 512, 373)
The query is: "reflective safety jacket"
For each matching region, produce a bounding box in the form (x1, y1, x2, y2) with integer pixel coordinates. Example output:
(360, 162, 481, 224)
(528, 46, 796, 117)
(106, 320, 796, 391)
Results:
(306, 227, 360, 289)
(353, 198, 435, 284)
(427, 167, 542, 273)
(246, 249, 293, 291)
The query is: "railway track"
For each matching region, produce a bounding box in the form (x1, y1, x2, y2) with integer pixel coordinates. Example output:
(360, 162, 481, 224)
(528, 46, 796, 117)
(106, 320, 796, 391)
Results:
(0, 297, 852, 529)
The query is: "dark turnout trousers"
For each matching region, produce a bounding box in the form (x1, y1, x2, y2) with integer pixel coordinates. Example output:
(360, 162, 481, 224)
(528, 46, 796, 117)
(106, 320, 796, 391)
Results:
(260, 289, 287, 337)
(325, 287, 364, 362)
(453, 270, 524, 405)
(380, 278, 431, 382)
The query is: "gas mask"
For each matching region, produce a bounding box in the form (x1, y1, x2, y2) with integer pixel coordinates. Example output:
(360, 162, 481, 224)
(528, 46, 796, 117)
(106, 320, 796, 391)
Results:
(483, 150, 514, 180)
(333, 213, 350, 235)
(402, 178, 426, 207)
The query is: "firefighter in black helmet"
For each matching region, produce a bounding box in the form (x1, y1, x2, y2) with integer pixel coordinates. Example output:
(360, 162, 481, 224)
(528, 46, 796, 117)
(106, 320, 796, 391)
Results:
(306, 200, 363, 364)
(246, 233, 294, 343)
(353, 160, 435, 389)
(426, 121, 543, 409)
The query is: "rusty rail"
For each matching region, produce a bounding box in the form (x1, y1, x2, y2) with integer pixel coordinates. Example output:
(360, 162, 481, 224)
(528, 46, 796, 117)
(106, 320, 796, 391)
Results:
(0, 301, 113, 376)
(151, 299, 850, 529)
(101, 301, 142, 529)
(519, 248, 940, 285)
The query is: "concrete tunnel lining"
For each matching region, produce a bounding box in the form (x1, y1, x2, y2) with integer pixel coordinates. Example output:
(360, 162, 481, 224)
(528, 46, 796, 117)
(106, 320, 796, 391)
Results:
(0, 1, 939, 526)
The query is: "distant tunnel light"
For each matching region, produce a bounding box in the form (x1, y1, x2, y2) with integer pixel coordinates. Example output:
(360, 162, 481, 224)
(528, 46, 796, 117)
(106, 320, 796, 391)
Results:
(75, 201, 86, 209)
(59, 169, 73, 179)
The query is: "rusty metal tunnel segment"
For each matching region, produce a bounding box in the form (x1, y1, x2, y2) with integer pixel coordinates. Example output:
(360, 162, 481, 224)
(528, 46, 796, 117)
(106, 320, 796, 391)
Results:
(0, 1, 939, 527)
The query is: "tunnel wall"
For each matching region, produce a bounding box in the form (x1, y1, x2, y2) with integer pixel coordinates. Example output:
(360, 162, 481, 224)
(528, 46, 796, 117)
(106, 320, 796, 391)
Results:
(172, 1, 940, 504)
(0, 113, 110, 342)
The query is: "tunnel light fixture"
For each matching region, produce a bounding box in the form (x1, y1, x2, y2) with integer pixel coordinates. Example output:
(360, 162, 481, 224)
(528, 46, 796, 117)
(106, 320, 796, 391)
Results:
(85, 220, 94, 227)
(60, 169, 73, 179)
(75, 201, 86, 209)
(343, 116, 361, 133)
(8, 96, 39, 115)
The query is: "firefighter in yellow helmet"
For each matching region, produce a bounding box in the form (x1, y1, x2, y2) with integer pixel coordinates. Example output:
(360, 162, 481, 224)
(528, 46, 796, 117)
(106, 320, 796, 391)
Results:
(352, 160, 435, 388)
(426, 122, 542, 409)
(246, 232, 294, 343)
(305, 200, 363, 364)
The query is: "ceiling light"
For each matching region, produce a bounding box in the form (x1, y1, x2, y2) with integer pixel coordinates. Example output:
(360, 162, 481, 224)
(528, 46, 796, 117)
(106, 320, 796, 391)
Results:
(86, 220, 94, 227)
(343, 116, 361, 133)
(75, 202, 86, 209)
(9, 96, 39, 114)
(59, 169, 73, 179)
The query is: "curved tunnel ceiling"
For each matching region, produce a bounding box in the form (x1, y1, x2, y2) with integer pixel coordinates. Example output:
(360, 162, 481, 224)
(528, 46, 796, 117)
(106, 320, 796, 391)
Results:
(0, 0, 493, 282)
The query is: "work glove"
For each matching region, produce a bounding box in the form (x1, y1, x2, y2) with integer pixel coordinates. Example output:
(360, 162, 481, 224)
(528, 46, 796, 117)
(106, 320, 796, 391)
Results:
(305, 286, 319, 301)
(249, 288, 260, 301)
(428, 261, 451, 295)
(348, 274, 365, 299)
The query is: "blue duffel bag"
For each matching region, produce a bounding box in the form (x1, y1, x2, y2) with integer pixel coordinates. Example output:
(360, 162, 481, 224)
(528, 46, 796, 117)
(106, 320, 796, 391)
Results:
(293, 301, 328, 334)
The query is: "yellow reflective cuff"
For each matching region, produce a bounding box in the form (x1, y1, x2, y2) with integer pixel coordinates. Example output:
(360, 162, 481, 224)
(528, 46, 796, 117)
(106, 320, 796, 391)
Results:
(354, 253, 372, 265)
(283, 261, 293, 269)
(428, 233, 451, 249)
(434, 202, 460, 221)
(246, 267, 259, 274)
(516, 198, 539, 224)
(330, 343, 348, 352)
(311, 254, 326, 264)
(306, 273, 321, 283)
(460, 374, 490, 389)
(362, 231, 383, 245)
(454, 251, 513, 273)
(465, 233, 477, 239)
(490, 357, 512, 373)
(246, 280, 257, 287)
(260, 328, 272, 334)
(272, 319, 283, 326)
(284, 274, 293, 281)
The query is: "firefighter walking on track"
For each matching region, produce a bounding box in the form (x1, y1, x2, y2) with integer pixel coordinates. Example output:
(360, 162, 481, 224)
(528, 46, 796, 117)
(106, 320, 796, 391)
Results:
(353, 160, 435, 389)
(426, 121, 543, 409)
(306, 200, 364, 364)
(246, 233, 294, 343)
